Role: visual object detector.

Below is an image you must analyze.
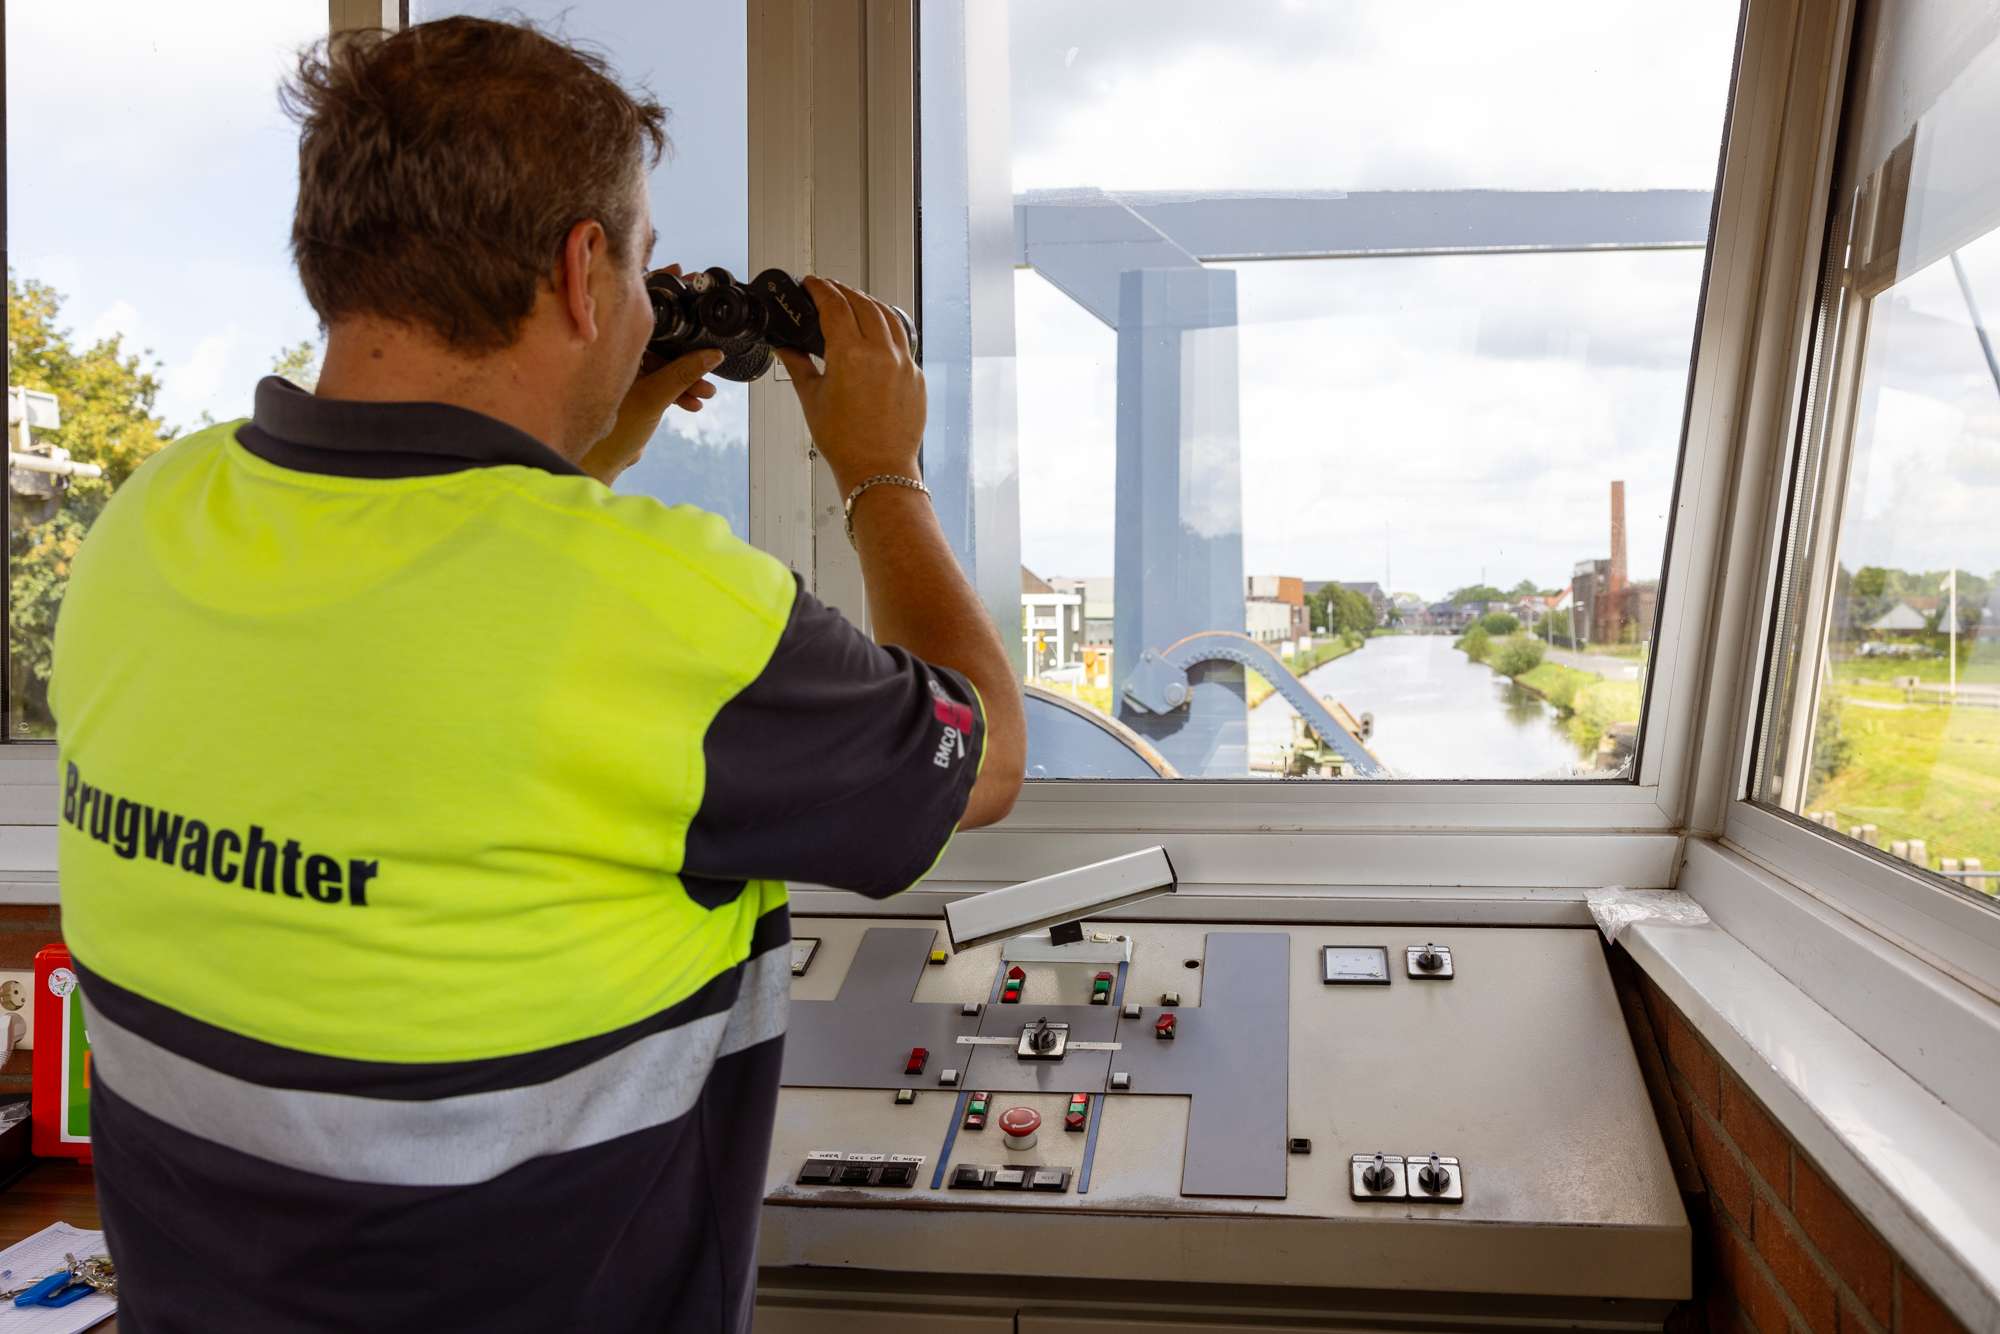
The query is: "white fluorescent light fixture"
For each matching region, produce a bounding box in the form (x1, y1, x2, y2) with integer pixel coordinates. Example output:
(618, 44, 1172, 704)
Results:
(944, 846, 1178, 952)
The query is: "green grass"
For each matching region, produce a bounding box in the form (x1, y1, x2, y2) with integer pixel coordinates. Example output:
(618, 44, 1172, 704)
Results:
(1517, 661, 1593, 710)
(1829, 651, 2000, 687)
(1246, 635, 1363, 709)
(1805, 690, 2000, 874)
(1582, 642, 1649, 660)
(1512, 662, 1644, 755)
(1569, 680, 1643, 752)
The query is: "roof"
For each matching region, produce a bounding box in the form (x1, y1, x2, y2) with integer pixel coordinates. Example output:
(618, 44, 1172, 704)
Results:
(1021, 566, 1053, 594)
(1869, 602, 1928, 631)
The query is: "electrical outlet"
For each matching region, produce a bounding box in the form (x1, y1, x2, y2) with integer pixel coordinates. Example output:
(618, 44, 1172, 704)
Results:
(0, 970, 34, 1049)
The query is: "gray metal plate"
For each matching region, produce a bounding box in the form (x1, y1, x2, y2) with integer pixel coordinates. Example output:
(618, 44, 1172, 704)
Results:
(1109, 932, 1290, 1197)
(782, 928, 984, 1089)
(966, 1003, 1117, 1094)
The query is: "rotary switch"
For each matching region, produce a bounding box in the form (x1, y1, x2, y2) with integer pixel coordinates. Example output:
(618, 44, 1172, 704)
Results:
(998, 1106, 1041, 1151)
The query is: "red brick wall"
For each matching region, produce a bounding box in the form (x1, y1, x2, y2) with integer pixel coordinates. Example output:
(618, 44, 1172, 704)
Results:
(1628, 956, 1967, 1334)
(0, 905, 63, 1096)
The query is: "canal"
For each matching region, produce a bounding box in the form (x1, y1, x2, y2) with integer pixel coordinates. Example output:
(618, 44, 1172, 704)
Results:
(1247, 634, 1598, 779)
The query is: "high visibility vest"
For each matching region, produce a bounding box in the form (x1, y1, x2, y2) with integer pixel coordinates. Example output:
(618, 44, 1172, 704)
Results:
(51, 380, 984, 1329)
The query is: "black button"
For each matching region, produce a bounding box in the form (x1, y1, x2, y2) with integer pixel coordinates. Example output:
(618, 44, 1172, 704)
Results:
(1029, 1168, 1070, 1192)
(877, 1163, 916, 1187)
(796, 1161, 837, 1185)
(838, 1164, 873, 1186)
(950, 1164, 988, 1189)
(1289, 1138, 1313, 1155)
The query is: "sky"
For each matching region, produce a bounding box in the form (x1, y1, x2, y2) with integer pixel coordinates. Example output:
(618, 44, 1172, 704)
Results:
(984, 0, 1744, 599)
(8, 1, 1992, 603)
(7, 0, 749, 533)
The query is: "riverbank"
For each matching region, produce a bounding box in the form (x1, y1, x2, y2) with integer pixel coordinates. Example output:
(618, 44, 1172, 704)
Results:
(1515, 661, 1644, 755)
(1245, 633, 1365, 708)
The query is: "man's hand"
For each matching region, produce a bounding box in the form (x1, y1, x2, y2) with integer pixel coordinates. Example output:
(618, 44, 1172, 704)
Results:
(578, 346, 722, 484)
(777, 275, 1025, 831)
(774, 276, 925, 494)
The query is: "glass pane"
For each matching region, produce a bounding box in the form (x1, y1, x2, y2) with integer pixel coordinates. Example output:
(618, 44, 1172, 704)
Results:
(412, 2, 749, 538)
(6, 4, 327, 739)
(1754, 14, 2000, 901)
(919, 1, 1739, 780)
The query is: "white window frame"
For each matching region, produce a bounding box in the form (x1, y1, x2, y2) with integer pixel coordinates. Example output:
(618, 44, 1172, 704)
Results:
(1695, 0, 2000, 999)
(778, 0, 1839, 898)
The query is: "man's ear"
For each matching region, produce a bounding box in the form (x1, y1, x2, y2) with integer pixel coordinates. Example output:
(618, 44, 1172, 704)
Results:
(558, 218, 609, 343)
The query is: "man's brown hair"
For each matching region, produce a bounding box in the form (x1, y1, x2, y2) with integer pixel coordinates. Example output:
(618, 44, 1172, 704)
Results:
(283, 18, 668, 352)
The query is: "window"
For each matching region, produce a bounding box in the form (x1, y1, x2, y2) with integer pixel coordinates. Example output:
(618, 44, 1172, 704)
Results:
(412, 1, 749, 538)
(5, 3, 329, 740)
(917, 0, 1741, 781)
(1754, 3, 2000, 901)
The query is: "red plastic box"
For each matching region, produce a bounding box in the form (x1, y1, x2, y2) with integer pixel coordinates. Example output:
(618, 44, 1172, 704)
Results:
(31, 943, 92, 1161)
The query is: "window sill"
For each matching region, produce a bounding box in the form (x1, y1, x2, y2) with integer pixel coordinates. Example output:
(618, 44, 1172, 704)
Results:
(1623, 841, 2000, 1331)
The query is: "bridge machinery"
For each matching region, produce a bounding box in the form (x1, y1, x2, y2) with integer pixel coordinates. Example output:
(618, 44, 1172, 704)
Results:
(756, 855, 1690, 1331)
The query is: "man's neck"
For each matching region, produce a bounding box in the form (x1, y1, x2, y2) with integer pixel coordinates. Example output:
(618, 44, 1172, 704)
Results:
(313, 319, 575, 457)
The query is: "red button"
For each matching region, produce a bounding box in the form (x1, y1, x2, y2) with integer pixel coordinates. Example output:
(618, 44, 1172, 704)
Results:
(1154, 1014, 1176, 1038)
(1071, 1093, 1090, 1107)
(998, 1106, 1042, 1138)
(905, 1047, 928, 1074)
(1094, 971, 1113, 983)
(1006, 965, 1027, 981)
(1064, 1111, 1086, 1131)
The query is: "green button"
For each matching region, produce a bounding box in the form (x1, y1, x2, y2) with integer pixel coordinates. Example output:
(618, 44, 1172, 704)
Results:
(969, 1099, 988, 1114)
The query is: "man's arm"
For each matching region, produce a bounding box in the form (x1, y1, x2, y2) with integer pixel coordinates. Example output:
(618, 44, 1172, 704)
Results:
(775, 278, 1026, 828)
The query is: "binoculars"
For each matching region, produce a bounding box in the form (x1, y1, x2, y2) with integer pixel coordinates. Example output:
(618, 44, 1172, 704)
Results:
(646, 267, 917, 382)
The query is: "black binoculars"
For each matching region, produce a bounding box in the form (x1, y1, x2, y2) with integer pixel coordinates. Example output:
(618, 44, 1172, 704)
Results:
(646, 267, 917, 382)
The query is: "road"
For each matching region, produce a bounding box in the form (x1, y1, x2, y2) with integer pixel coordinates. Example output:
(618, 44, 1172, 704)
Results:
(1542, 646, 1644, 679)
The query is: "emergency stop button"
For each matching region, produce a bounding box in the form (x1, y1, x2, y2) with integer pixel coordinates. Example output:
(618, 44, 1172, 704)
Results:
(998, 1106, 1041, 1151)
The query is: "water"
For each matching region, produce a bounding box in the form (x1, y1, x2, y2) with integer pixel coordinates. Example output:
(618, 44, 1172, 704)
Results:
(1247, 635, 1597, 779)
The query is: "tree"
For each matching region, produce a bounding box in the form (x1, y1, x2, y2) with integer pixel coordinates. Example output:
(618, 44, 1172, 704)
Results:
(1491, 634, 1546, 678)
(1479, 611, 1520, 636)
(1457, 624, 1492, 663)
(1447, 583, 1509, 606)
(8, 275, 174, 736)
(1310, 583, 1377, 638)
(1509, 578, 1540, 597)
(272, 337, 323, 391)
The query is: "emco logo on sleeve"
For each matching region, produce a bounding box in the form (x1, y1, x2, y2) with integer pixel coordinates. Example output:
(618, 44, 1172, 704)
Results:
(928, 680, 973, 769)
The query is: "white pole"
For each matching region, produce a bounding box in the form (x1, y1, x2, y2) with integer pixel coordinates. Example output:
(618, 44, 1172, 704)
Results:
(1949, 567, 1958, 699)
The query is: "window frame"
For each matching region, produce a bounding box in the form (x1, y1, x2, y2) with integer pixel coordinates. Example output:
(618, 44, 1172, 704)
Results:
(1715, 0, 2000, 992)
(830, 0, 1823, 893)
(0, 0, 1911, 915)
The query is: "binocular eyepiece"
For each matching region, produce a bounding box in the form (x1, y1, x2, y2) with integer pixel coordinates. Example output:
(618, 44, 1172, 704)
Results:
(646, 266, 917, 382)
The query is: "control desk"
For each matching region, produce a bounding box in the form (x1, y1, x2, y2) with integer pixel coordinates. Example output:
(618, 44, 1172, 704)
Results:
(757, 917, 1689, 1331)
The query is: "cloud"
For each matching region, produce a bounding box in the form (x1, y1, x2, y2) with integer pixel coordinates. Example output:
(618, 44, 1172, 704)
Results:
(973, 0, 1738, 595)
(1006, 0, 1737, 196)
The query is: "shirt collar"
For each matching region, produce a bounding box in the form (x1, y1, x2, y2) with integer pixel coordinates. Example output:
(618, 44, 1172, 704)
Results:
(243, 376, 587, 479)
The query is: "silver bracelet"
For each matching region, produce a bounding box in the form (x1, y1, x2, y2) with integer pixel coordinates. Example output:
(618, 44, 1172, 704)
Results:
(842, 473, 931, 546)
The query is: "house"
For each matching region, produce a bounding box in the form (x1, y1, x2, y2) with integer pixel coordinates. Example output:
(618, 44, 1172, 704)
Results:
(1050, 576, 1114, 648)
(1868, 601, 1929, 634)
(1248, 575, 1310, 642)
(1021, 566, 1084, 677)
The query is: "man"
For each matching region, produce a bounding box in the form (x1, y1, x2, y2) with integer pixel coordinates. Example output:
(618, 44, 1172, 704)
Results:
(51, 16, 1024, 1332)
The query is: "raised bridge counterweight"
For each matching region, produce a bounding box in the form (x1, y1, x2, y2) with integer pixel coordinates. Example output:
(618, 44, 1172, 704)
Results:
(1120, 631, 1388, 778)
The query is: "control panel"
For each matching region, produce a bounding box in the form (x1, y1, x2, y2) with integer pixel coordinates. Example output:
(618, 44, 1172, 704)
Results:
(760, 918, 1688, 1324)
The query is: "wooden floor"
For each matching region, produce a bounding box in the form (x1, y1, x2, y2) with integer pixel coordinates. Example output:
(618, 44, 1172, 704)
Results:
(0, 1161, 117, 1330)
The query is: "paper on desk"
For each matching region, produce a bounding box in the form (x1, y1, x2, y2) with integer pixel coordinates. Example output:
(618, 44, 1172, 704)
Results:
(0, 1223, 115, 1333)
